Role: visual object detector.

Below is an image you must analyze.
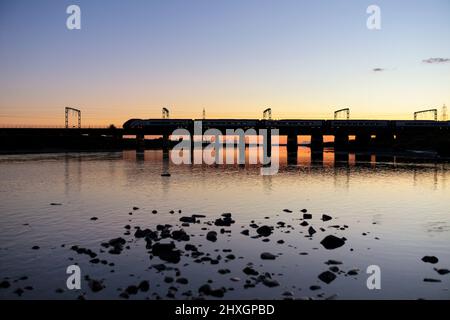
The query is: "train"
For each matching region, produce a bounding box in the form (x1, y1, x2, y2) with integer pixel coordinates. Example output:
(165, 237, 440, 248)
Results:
(123, 118, 450, 129)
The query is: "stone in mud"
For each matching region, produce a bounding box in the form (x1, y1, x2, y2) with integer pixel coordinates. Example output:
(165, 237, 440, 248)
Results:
(422, 256, 439, 264)
(14, 288, 24, 296)
(260, 252, 277, 260)
(303, 213, 312, 219)
(185, 244, 197, 251)
(321, 214, 332, 222)
(138, 280, 149, 292)
(434, 268, 450, 275)
(171, 230, 190, 241)
(206, 231, 218, 242)
(423, 278, 441, 283)
(198, 284, 226, 298)
(241, 229, 250, 236)
(134, 228, 155, 239)
(164, 276, 174, 283)
(243, 266, 259, 276)
(320, 235, 346, 250)
(214, 215, 235, 227)
(347, 269, 359, 276)
(125, 285, 139, 295)
(176, 278, 188, 284)
(179, 216, 197, 223)
(263, 278, 280, 287)
(152, 242, 181, 263)
(256, 225, 272, 237)
(88, 279, 104, 293)
(318, 271, 337, 284)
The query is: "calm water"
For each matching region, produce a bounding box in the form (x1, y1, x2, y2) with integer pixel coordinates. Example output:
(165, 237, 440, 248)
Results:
(0, 148, 449, 300)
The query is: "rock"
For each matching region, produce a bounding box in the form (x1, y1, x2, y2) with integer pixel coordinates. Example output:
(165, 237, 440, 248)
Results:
(347, 269, 359, 276)
(14, 288, 24, 296)
(185, 244, 197, 251)
(283, 209, 293, 213)
(434, 268, 450, 275)
(50, 203, 62, 206)
(198, 284, 226, 297)
(325, 260, 342, 265)
(171, 230, 190, 241)
(422, 256, 439, 264)
(321, 214, 332, 222)
(206, 231, 217, 242)
(215, 215, 235, 227)
(423, 278, 441, 283)
(230, 277, 240, 282)
(0, 281, 11, 289)
(90, 217, 98, 221)
(88, 279, 104, 292)
(241, 229, 250, 236)
(32, 246, 40, 250)
(308, 227, 316, 236)
(318, 271, 337, 284)
(218, 269, 230, 274)
(138, 280, 149, 292)
(300, 209, 307, 213)
(152, 242, 181, 263)
(161, 173, 171, 177)
(125, 285, 139, 295)
(303, 213, 312, 219)
(134, 228, 155, 239)
(164, 276, 174, 283)
(176, 278, 189, 284)
(260, 252, 277, 260)
(263, 278, 280, 287)
(132, 207, 139, 210)
(180, 216, 197, 223)
(320, 235, 346, 250)
(300, 221, 309, 227)
(243, 266, 259, 276)
(256, 226, 272, 237)
(309, 285, 321, 291)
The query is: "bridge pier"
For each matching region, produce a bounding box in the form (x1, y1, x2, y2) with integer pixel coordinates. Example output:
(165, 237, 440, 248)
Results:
(136, 134, 145, 153)
(374, 133, 395, 149)
(310, 133, 323, 151)
(162, 134, 169, 159)
(287, 133, 297, 164)
(354, 133, 372, 150)
(334, 151, 349, 165)
(334, 133, 349, 150)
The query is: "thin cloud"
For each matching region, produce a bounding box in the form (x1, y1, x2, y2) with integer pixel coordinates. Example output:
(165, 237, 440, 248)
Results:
(422, 58, 450, 64)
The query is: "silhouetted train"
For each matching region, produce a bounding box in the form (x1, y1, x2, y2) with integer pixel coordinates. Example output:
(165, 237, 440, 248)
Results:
(123, 118, 450, 129)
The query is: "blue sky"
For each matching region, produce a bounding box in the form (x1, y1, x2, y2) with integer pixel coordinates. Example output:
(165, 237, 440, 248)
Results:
(0, 0, 449, 125)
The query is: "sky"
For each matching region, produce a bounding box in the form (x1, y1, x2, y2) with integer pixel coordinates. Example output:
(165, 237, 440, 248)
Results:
(0, 0, 449, 126)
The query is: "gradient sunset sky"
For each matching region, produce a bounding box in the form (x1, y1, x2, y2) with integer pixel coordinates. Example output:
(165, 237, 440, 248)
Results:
(0, 0, 449, 126)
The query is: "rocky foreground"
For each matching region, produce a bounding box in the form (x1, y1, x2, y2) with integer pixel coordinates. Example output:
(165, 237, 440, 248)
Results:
(1, 207, 448, 300)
